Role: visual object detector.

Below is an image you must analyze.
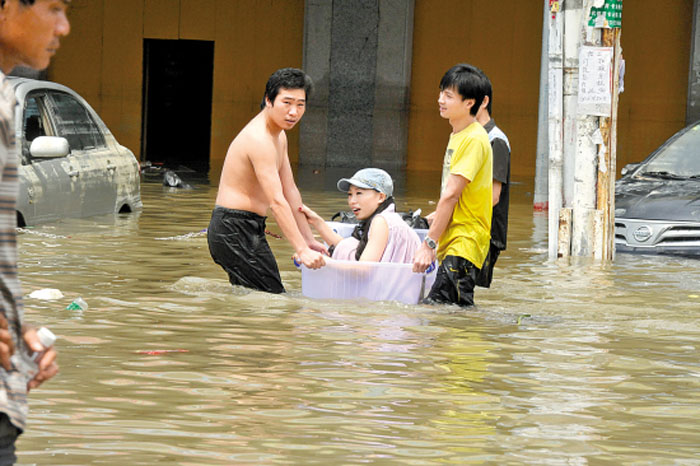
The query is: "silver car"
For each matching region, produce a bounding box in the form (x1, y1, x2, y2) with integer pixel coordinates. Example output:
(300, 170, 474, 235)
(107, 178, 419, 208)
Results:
(10, 77, 142, 226)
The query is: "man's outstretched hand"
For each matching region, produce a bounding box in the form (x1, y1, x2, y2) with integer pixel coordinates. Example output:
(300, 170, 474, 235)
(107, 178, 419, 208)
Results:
(298, 248, 326, 269)
(22, 327, 59, 392)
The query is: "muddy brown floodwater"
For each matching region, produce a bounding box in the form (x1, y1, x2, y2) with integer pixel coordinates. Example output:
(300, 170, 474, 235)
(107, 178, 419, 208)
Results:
(13, 169, 700, 464)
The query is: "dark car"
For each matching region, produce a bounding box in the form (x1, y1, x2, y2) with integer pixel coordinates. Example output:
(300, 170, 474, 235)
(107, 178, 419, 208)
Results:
(11, 77, 142, 226)
(615, 121, 700, 255)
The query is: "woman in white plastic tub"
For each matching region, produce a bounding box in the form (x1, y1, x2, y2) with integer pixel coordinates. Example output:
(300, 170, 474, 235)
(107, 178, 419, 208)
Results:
(300, 168, 421, 263)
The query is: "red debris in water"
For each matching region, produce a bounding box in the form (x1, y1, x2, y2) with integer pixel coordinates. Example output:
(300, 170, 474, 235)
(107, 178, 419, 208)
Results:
(136, 349, 189, 355)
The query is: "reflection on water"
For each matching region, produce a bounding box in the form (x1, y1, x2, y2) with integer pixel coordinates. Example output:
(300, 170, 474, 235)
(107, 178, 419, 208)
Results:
(15, 170, 700, 464)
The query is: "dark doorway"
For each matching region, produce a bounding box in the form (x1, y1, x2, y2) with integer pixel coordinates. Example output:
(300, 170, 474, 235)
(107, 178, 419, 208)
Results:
(142, 39, 214, 174)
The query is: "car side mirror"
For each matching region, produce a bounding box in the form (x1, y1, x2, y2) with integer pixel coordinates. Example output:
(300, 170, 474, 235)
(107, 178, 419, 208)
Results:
(29, 136, 70, 158)
(620, 163, 639, 177)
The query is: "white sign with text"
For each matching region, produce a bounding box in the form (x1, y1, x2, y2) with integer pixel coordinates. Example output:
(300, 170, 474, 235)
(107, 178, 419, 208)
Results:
(578, 46, 613, 116)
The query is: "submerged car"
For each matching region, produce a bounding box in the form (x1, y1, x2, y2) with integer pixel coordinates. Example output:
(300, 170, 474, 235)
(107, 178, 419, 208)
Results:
(615, 120, 700, 256)
(10, 77, 142, 226)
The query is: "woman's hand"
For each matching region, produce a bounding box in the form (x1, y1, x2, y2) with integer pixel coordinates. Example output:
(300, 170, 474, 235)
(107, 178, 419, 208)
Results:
(298, 205, 343, 249)
(308, 238, 329, 256)
(299, 205, 323, 227)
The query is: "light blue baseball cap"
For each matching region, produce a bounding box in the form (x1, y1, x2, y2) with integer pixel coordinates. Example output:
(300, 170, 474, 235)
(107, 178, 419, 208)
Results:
(337, 168, 394, 196)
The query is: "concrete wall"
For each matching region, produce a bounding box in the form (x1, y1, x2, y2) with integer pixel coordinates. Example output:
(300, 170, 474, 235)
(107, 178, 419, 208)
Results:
(688, 0, 700, 124)
(48, 0, 305, 182)
(616, 0, 692, 171)
(301, 0, 414, 170)
(407, 0, 693, 178)
(48, 0, 694, 180)
(407, 0, 543, 177)
(372, 0, 415, 167)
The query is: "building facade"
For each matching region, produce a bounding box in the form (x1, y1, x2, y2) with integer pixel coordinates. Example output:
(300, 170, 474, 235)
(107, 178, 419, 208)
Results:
(46, 0, 693, 181)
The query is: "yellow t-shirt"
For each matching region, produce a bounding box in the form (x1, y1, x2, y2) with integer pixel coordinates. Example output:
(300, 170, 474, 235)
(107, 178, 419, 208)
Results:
(438, 121, 492, 267)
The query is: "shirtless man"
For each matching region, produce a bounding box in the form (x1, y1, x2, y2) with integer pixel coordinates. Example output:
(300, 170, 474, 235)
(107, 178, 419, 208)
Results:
(208, 67, 326, 294)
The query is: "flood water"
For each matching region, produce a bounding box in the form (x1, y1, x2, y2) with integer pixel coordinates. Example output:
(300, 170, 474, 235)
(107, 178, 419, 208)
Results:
(14, 168, 700, 465)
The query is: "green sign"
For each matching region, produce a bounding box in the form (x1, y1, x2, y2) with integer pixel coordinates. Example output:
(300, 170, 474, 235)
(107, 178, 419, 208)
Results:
(588, 0, 622, 28)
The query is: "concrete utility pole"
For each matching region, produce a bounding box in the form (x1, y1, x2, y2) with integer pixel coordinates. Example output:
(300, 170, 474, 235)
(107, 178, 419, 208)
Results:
(547, 0, 564, 260)
(534, 0, 550, 212)
(547, 0, 622, 261)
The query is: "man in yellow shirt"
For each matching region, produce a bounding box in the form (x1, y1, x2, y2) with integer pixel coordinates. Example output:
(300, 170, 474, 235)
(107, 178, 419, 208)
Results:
(413, 64, 493, 306)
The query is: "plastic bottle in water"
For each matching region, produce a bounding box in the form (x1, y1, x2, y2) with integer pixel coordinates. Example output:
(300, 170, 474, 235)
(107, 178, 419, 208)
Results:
(11, 327, 57, 381)
(66, 297, 88, 311)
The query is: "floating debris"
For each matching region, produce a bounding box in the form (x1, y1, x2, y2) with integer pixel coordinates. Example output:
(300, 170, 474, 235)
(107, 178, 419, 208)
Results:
(163, 170, 193, 189)
(28, 288, 64, 300)
(66, 297, 88, 311)
(136, 349, 189, 355)
(154, 229, 207, 241)
(17, 228, 68, 239)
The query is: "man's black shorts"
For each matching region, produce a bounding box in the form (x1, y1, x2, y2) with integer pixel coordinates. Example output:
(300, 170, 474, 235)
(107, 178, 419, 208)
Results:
(475, 242, 502, 288)
(425, 255, 479, 307)
(207, 206, 285, 294)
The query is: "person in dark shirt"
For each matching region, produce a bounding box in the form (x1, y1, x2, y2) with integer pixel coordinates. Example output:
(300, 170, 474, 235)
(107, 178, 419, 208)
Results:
(474, 84, 511, 288)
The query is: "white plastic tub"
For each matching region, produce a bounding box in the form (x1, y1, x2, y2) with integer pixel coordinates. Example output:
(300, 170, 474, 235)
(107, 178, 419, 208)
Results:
(299, 221, 435, 304)
(301, 258, 436, 304)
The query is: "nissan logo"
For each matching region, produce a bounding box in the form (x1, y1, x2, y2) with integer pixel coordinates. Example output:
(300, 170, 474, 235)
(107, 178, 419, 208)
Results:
(633, 225, 652, 242)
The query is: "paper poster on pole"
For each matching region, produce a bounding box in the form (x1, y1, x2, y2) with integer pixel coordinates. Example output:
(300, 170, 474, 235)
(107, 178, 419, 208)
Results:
(578, 46, 613, 116)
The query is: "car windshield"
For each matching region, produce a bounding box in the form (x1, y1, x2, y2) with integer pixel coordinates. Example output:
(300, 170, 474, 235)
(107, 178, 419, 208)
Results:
(640, 123, 700, 178)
